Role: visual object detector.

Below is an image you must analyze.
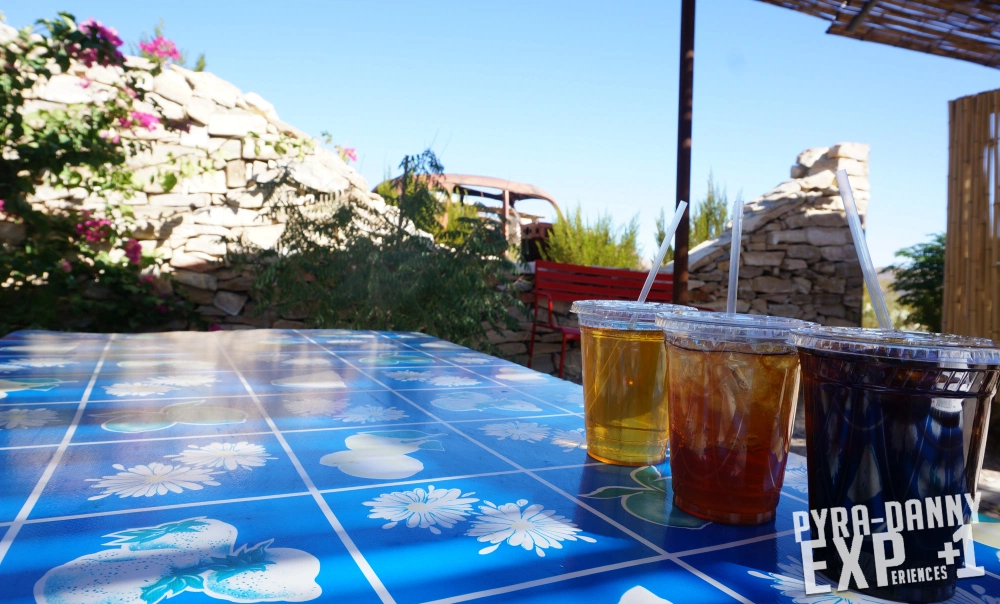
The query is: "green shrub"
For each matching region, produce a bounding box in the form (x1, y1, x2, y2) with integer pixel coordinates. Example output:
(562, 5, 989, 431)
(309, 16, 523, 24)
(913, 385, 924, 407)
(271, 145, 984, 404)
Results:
(228, 150, 523, 353)
(655, 171, 734, 261)
(541, 206, 641, 269)
(888, 233, 945, 332)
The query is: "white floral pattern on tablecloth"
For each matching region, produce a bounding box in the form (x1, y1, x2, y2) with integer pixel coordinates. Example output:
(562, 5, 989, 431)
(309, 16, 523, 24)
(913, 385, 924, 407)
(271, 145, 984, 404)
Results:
(431, 392, 542, 413)
(384, 370, 427, 382)
(481, 421, 550, 443)
(450, 354, 492, 365)
(282, 398, 408, 424)
(0, 407, 58, 429)
(0, 357, 75, 371)
(281, 357, 333, 367)
(165, 442, 274, 471)
(283, 398, 350, 417)
(339, 405, 408, 423)
(428, 375, 480, 387)
(364, 485, 479, 534)
(147, 374, 218, 388)
(87, 462, 222, 499)
(87, 441, 276, 500)
(551, 428, 586, 452)
(384, 370, 481, 387)
(103, 382, 176, 397)
(117, 360, 215, 371)
(466, 499, 596, 557)
(491, 368, 547, 383)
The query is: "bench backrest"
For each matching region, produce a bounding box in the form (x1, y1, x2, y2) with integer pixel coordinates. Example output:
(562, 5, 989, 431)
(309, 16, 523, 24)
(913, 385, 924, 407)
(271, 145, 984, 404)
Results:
(533, 260, 674, 303)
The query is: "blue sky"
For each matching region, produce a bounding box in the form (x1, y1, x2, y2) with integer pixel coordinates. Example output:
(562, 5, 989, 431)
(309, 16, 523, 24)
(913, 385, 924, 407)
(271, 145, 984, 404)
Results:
(6, 1, 998, 266)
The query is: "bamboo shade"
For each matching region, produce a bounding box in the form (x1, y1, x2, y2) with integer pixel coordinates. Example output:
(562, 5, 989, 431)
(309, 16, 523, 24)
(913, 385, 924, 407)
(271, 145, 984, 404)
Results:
(757, 1, 1000, 69)
(943, 89, 1000, 339)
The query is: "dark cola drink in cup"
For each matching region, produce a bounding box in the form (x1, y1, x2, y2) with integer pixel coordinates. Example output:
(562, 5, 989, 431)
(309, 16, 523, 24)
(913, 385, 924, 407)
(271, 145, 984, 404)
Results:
(791, 327, 1000, 602)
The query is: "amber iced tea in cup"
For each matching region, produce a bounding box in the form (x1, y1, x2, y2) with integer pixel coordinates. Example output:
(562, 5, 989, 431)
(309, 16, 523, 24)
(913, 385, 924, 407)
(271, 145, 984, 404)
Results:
(571, 301, 689, 466)
(656, 310, 817, 524)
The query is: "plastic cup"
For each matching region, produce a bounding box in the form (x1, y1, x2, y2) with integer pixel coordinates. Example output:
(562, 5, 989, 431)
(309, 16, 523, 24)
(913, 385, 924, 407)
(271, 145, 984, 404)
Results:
(571, 301, 689, 466)
(655, 310, 817, 525)
(791, 327, 1000, 602)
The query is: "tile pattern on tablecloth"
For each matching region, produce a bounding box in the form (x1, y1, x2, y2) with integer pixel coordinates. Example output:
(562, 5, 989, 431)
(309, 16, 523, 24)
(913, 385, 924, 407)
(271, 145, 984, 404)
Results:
(0, 327, 996, 604)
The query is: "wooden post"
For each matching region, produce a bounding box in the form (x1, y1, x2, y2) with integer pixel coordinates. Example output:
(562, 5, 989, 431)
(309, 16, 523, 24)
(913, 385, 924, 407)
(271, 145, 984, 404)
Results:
(673, 0, 695, 305)
(502, 189, 510, 239)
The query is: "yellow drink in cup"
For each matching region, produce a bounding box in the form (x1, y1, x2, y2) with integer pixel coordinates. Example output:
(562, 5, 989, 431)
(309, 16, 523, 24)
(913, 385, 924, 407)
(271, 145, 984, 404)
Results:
(572, 301, 690, 465)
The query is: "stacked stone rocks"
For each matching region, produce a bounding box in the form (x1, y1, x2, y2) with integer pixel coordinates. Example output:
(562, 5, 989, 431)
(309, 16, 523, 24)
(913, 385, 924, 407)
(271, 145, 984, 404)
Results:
(16, 52, 391, 328)
(664, 143, 871, 326)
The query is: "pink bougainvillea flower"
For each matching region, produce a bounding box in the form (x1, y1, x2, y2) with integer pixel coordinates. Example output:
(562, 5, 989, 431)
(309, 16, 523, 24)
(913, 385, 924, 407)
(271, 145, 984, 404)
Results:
(139, 274, 155, 285)
(78, 76, 92, 89)
(99, 130, 121, 144)
(139, 36, 182, 61)
(123, 238, 143, 265)
(0, 199, 5, 213)
(73, 18, 125, 67)
(59, 260, 72, 273)
(79, 18, 123, 48)
(131, 111, 160, 131)
(208, 322, 222, 332)
(75, 217, 113, 243)
(335, 145, 357, 164)
(155, 304, 168, 313)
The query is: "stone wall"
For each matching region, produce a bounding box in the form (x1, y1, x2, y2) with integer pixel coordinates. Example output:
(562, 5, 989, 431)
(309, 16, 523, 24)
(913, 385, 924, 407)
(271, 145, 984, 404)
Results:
(10, 33, 870, 357)
(664, 143, 871, 325)
(14, 44, 388, 329)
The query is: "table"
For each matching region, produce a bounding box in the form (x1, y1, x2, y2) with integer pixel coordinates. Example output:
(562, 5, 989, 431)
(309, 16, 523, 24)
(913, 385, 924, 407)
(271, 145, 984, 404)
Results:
(1, 329, 999, 604)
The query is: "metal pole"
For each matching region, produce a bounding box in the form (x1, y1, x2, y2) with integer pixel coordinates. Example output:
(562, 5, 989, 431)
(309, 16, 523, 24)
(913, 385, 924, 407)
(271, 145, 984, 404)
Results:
(502, 189, 510, 239)
(673, 0, 695, 305)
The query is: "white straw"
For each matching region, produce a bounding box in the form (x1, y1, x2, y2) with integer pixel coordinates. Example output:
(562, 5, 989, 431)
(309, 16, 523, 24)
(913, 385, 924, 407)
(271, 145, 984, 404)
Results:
(726, 198, 744, 315)
(836, 169, 892, 330)
(638, 201, 688, 303)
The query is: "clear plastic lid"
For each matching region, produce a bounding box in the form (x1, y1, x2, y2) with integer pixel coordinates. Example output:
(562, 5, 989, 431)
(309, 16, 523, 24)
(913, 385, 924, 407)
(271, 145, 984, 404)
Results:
(790, 326, 1000, 365)
(655, 309, 818, 343)
(571, 300, 691, 330)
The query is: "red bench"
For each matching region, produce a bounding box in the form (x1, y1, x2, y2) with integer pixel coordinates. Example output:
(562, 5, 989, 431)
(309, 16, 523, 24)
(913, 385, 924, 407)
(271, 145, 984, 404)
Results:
(526, 260, 674, 378)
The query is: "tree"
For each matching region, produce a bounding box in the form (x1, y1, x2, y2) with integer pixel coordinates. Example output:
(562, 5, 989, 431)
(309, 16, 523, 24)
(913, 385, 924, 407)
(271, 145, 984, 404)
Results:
(228, 150, 523, 353)
(889, 233, 945, 332)
(656, 171, 733, 261)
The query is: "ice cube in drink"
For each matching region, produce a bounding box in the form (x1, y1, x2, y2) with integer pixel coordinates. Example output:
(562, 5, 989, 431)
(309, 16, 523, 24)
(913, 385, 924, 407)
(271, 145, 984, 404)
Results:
(657, 310, 816, 525)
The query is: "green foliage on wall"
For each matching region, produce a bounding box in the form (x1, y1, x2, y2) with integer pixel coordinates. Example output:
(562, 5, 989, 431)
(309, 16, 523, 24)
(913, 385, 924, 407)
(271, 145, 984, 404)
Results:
(228, 150, 524, 353)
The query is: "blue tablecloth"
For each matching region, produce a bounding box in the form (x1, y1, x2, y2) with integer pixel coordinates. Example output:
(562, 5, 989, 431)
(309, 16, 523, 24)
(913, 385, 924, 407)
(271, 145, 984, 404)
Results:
(1, 329, 999, 603)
